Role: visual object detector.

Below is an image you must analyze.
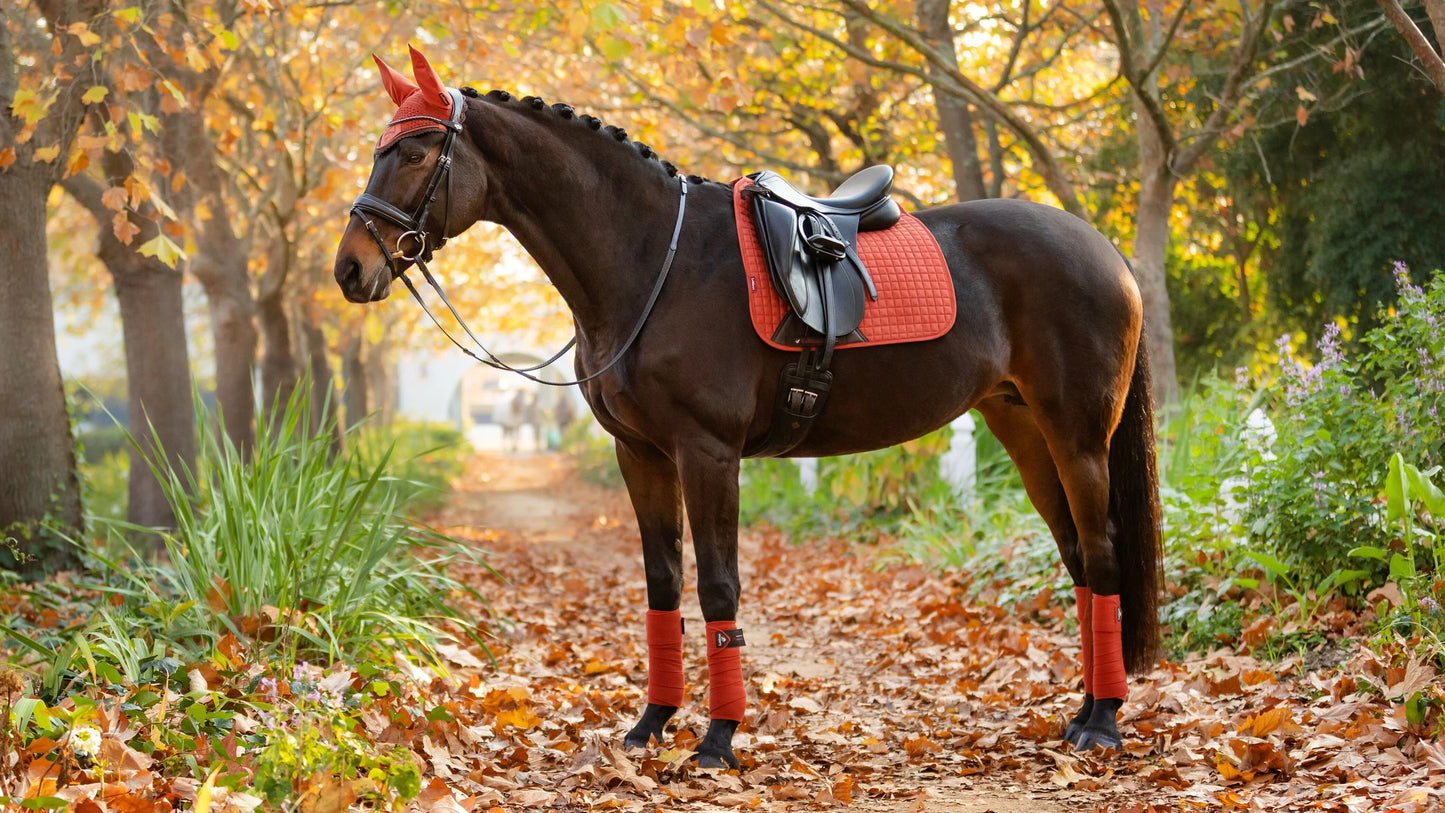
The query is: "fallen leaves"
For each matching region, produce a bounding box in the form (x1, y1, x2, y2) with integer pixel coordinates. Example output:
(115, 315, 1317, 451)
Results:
(5, 452, 1444, 811)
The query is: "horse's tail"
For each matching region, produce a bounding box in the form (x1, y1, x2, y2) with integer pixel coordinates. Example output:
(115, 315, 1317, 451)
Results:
(1110, 328, 1162, 674)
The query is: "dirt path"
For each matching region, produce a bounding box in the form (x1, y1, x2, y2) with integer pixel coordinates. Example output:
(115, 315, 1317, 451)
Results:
(428, 451, 1163, 812)
(424, 451, 1433, 813)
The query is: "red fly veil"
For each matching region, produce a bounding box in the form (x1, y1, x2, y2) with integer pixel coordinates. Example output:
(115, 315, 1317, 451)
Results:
(375, 45, 455, 152)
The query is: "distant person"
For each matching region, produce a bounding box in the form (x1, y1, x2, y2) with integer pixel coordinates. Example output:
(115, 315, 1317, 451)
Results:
(554, 394, 577, 447)
(521, 391, 544, 452)
(496, 390, 525, 453)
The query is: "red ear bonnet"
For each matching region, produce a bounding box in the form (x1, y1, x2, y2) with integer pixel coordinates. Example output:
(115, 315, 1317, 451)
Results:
(374, 46, 456, 152)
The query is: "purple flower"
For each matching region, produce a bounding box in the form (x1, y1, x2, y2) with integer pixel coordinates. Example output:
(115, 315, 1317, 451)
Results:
(1394, 260, 1424, 300)
(1318, 323, 1344, 368)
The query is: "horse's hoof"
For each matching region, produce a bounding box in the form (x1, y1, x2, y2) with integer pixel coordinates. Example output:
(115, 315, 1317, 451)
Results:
(624, 703, 677, 749)
(694, 718, 741, 770)
(693, 747, 740, 770)
(1063, 695, 1094, 745)
(1073, 727, 1123, 751)
(1071, 696, 1122, 750)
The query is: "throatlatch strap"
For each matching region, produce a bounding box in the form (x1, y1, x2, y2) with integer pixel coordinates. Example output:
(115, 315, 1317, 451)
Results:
(1091, 593, 1127, 700)
(1074, 586, 1094, 696)
(646, 610, 685, 708)
(705, 621, 747, 722)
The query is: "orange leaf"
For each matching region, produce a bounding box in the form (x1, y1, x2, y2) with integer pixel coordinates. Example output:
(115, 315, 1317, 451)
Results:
(112, 212, 141, 245)
(102, 186, 128, 211)
(1240, 706, 1292, 737)
(65, 148, 89, 177)
(495, 705, 542, 730)
(0, 147, 15, 169)
(1295, 104, 1309, 127)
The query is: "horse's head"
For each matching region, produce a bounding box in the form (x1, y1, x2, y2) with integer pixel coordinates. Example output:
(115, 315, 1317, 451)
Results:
(334, 46, 485, 303)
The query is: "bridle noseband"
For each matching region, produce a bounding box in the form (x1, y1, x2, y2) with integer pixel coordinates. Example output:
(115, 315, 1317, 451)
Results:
(347, 88, 690, 387)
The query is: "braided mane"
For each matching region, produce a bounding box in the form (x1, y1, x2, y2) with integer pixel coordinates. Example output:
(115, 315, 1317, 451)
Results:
(465, 86, 709, 183)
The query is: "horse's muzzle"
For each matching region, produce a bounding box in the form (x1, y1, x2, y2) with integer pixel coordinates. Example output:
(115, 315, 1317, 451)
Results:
(334, 252, 393, 303)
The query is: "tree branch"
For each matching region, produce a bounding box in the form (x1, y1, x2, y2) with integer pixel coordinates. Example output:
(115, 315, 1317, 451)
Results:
(780, 0, 1088, 216)
(1376, 0, 1445, 94)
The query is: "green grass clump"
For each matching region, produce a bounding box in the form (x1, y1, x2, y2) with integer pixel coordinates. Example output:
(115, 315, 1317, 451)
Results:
(3, 387, 490, 701)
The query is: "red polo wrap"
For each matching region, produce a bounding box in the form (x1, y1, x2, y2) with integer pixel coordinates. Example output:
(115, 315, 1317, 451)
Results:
(645, 609, 685, 708)
(1091, 593, 1128, 700)
(1074, 586, 1094, 696)
(705, 621, 746, 722)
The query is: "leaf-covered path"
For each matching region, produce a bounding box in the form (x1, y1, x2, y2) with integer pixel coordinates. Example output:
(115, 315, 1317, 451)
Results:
(419, 452, 1442, 812)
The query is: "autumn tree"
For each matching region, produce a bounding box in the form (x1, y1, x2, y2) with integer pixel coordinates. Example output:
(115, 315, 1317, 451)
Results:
(61, 144, 196, 530)
(1, 0, 114, 572)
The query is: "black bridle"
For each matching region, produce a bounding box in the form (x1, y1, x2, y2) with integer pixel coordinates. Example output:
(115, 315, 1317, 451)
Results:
(349, 88, 689, 386)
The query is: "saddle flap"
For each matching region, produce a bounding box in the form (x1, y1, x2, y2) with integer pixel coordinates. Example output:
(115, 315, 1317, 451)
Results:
(752, 196, 809, 316)
(748, 183, 871, 340)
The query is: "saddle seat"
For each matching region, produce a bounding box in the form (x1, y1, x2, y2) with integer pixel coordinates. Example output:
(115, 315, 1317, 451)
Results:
(750, 165, 901, 231)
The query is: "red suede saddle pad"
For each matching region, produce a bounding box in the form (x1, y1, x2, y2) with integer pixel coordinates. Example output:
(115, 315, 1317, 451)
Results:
(733, 177, 956, 352)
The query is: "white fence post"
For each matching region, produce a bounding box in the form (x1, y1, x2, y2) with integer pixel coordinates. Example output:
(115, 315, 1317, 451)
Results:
(939, 413, 977, 500)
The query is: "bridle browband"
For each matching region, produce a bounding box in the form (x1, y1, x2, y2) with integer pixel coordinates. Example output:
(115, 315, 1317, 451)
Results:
(349, 88, 689, 387)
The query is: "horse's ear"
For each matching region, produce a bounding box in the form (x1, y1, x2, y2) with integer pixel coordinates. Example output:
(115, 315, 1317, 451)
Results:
(408, 45, 449, 106)
(374, 54, 418, 106)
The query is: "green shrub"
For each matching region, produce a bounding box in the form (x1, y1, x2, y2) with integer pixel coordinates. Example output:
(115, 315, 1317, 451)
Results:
(560, 418, 623, 489)
(738, 428, 953, 541)
(4, 387, 492, 694)
(347, 419, 469, 514)
(78, 450, 129, 524)
(1245, 265, 1445, 586)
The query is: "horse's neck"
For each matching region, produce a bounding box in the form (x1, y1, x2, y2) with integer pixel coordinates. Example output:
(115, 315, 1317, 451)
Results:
(471, 105, 682, 344)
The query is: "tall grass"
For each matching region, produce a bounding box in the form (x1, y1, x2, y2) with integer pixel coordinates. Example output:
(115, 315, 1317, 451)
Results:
(4, 386, 491, 695)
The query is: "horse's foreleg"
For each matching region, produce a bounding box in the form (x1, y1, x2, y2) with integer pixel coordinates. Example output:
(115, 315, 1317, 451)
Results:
(616, 439, 687, 749)
(977, 400, 1097, 743)
(677, 439, 745, 769)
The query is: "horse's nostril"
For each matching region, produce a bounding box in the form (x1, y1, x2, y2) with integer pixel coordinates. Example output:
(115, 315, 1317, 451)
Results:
(339, 256, 362, 287)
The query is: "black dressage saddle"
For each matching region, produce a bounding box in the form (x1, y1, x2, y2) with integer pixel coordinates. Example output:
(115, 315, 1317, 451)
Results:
(741, 166, 903, 459)
(744, 167, 901, 354)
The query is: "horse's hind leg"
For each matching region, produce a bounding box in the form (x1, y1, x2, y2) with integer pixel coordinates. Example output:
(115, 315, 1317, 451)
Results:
(616, 439, 688, 749)
(976, 398, 1098, 744)
(1026, 393, 1132, 751)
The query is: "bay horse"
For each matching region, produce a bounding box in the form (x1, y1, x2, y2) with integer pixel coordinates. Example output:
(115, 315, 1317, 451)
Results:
(334, 48, 1161, 769)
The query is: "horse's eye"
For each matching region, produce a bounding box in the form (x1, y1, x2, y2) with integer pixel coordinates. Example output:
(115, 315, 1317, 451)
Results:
(404, 151, 426, 165)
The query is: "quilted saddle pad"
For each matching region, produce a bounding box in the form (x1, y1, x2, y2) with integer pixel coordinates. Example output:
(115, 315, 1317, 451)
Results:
(733, 177, 956, 352)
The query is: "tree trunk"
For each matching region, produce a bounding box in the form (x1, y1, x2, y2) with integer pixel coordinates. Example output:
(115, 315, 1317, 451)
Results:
(165, 108, 258, 455)
(297, 304, 342, 453)
(0, 161, 85, 573)
(111, 254, 195, 528)
(1377, 0, 1445, 94)
(985, 121, 1006, 199)
(1132, 95, 1181, 406)
(63, 168, 197, 530)
(342, 330, 369, 430)
(257, 286, 298, 421)
(366, 339, 398, 427)
(916, 0, 988, 201)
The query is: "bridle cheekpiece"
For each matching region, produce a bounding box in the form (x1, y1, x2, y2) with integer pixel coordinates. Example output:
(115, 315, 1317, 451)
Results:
(350, 87, 467, 269)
